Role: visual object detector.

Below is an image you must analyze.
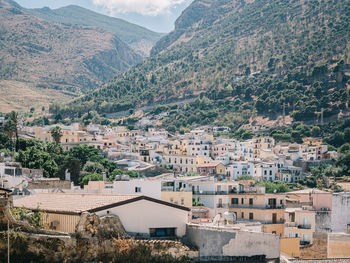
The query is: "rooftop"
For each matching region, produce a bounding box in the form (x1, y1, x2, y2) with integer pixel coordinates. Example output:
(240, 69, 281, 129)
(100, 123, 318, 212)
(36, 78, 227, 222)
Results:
(13, 193, 191, 214)
(14, 193, 140, 214)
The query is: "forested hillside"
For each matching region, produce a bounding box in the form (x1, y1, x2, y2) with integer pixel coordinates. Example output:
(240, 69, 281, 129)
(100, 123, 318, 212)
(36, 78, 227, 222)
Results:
(55, 0, 350, 129)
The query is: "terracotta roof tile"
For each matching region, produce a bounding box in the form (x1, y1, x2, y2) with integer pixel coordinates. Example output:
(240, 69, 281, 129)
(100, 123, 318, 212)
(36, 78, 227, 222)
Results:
(13, 193, 139, 214)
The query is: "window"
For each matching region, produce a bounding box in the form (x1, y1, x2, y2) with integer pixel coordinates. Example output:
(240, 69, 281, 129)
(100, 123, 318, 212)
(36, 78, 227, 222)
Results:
(241, 212, 244, 218)
(249, 198, 253, 205)
(135, 187, 141, 193)
(181, 199, 184, 205)
(232, 198, 238, 204)
(150, 228, 176, 237)
(241, 198, 244, 204)
(249, 213, 254, 220)
(269, 170, 272, 175)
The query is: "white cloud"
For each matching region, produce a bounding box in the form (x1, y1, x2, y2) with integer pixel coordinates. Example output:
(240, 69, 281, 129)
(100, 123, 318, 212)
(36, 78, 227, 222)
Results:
(92, 0, 186, 16)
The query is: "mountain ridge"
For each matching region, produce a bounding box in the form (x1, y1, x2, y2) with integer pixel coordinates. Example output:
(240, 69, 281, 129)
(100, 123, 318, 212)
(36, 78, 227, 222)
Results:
(26, 4, 164, 57)
(0, 0, 144, 112)
(47, 0, 350, 129)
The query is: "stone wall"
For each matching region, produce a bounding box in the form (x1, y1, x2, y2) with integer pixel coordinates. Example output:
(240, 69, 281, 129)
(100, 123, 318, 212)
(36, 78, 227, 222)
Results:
(27, 179, 71, 190)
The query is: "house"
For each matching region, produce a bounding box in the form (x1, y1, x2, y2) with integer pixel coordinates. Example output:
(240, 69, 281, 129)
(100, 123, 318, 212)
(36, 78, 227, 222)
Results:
(284, 208, 315, 245)
(197, 161, 226, 175)
(190, 178, 240, 214)
(229, 192, 286, 236)
(13, 193, 190, 237)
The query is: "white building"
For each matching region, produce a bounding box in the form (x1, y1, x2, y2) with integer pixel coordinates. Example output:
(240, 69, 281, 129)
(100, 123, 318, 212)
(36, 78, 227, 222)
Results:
(254, 162, 276, 181)
(111, 179, 161, 199)
(189, 177, 240, 214)
(226, 161, 254, 180)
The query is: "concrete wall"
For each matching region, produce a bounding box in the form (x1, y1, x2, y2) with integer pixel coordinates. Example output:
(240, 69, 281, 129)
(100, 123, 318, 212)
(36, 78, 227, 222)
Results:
(331, 193, 350, 233)
(186, 224, 280, 260)
(262, 223, 284, 236)
(315, 210, 332, 233)
(112, 180, 161, 199)
(312, 193, 332, 210)
(280, 237, 300, 258)
(327, 233, 350, 258)
(96, 199, 189, 237)
(161, 191, 192, 207)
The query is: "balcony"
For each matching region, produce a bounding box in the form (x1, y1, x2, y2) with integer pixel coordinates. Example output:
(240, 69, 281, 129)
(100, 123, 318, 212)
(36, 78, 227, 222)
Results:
(216, 204, 229, 208)
(193, 190, 237, 195)
(298, 224, 311, 229)
(228, 204, 285, 209)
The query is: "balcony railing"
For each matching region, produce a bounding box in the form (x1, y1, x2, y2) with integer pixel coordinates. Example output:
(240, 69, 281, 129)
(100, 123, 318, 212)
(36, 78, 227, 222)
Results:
(193, 190, 239, 195)
(216, 204, 229, 208)
(298, 224, 311, 229)
(228, 204, 285, 209)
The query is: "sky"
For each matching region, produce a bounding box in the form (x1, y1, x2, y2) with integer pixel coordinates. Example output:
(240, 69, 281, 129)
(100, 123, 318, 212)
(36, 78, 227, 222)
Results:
(15, 0, 193, 33)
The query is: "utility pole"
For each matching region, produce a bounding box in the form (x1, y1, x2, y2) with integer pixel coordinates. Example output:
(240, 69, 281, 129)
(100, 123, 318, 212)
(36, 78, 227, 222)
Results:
(282, 102, 286, 125)
(7, 219, 10, 263)
(321, 108, 324, 126)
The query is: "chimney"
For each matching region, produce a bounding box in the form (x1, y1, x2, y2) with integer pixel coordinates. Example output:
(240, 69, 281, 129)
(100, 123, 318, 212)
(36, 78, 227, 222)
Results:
(65, 169, 71, 181)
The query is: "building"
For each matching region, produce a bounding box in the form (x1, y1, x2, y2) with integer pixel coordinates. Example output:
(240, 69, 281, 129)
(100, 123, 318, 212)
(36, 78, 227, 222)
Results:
(284, 208, 316, 245)
(226, 161, 254, 180)
(190, 178, 240, 214)
(14, 193, 190, 237)
(228, 192, 285, 236)
(197, 161, 226, 175)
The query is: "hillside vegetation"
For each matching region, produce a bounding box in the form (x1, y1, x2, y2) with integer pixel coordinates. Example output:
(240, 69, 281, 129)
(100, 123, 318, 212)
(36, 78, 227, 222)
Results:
(56, 0, 350, 129)
(0, 0, 142, 101)
(26, 5, 163, 57)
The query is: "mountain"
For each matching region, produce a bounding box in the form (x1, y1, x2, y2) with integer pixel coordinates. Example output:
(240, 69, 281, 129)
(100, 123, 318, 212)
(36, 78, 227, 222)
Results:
(26, 5, 164, 57)
(0, 0, 142, 112)
(56, 0, 350, 129)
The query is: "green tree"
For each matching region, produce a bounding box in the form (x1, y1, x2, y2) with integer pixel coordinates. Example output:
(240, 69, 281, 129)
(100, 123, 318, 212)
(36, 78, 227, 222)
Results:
(83, 161, 104, 174)
(3, 111, 19, 151)
(81, 173, 103, 186)
(311, 126, 321, 137)
(50, 126, 63, 144)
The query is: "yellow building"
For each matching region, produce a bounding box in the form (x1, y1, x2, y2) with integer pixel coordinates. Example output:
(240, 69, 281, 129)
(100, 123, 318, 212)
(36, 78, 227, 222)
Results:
(228, 193, 285, 236)
(280, 237, 301, 258)
(161, 191, 192, 207)
(163, 154, 212, 173)
(284, 208, 315, 245)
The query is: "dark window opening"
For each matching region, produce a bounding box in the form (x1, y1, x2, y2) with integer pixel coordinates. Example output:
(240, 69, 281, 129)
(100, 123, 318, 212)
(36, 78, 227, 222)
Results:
(150, 228, 176, 238)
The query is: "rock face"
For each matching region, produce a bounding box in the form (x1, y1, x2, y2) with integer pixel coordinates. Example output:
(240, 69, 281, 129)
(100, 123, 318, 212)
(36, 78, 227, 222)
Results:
(75, 213, 128, 239)
(0, 0, 142, 94)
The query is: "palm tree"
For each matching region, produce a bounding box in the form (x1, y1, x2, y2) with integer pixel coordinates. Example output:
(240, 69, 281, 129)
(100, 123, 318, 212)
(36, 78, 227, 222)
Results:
(3, 111, 19, 151)
(50, 126, 63, 144)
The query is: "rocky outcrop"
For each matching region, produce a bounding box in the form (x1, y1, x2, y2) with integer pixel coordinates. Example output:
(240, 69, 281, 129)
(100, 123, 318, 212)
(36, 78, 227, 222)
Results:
(75, 212, 128, 239)
(0, 198, 197, 262)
